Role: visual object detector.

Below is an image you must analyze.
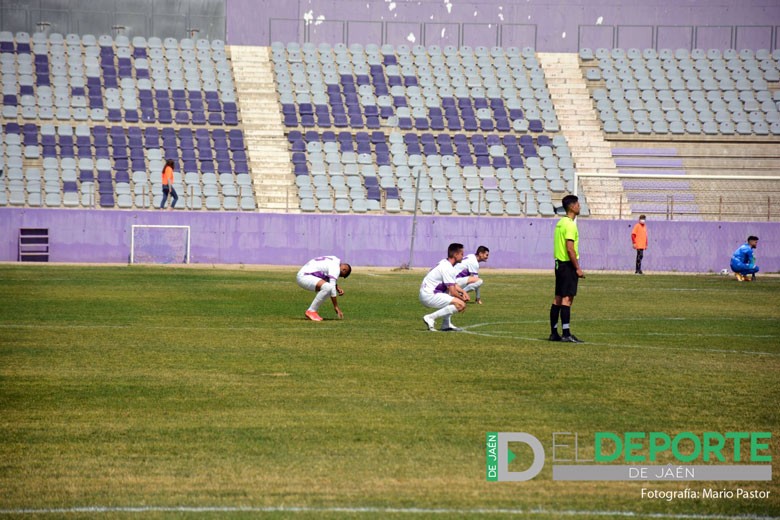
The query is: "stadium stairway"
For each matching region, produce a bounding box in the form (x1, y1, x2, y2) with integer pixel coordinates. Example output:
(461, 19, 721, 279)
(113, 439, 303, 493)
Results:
(230, 45, 298, 212)
(539, 53, 628, 218)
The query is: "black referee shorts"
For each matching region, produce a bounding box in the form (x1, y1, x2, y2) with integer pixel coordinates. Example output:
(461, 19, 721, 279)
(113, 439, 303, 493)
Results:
(554, 260, 578, 297)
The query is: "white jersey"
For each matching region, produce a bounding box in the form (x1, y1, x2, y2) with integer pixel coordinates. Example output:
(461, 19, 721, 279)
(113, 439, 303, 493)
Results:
(454, 253, 480, 279)
(420, 259, 457, 295)
(298, 255, 342, 283)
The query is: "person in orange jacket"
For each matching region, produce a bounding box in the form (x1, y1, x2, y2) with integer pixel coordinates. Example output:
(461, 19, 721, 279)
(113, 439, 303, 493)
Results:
(160, 159, 178, 210)
(631, 215, 648, 274)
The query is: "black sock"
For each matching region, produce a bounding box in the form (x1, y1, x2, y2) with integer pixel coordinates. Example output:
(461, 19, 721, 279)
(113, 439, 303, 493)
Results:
(561, 306, 571, 336)
(550, 304, 561, 334)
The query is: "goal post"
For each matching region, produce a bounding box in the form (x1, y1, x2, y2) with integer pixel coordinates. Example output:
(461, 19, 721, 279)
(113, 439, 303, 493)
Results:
(130, 225, 191, 264)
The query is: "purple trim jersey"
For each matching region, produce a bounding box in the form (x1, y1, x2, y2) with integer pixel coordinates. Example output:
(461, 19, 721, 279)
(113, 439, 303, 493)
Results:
(420, 258, 457, 294)
(301, 255, 341, 282)
(453, 253, 479, 278)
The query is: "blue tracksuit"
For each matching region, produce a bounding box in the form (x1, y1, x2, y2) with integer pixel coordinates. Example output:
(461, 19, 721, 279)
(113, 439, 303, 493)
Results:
(730, 243, 759, 275)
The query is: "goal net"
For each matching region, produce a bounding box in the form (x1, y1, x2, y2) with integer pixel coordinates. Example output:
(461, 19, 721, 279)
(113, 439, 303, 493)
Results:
(130, 225, 191, 264)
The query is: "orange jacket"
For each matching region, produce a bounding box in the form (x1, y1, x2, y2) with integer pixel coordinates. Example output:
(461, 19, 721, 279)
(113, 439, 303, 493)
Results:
(162, 165, 174, 186)
(631, 222, 648, 249)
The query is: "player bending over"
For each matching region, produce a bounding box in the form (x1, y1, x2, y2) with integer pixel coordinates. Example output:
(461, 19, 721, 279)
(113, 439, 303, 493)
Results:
(296, 255, 351, 321)
(454, 245, 490, 304)
(420, 243, 470, 332)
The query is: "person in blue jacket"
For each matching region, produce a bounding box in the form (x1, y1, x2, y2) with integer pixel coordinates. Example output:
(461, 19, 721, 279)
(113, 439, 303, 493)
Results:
(730, 236, 759, 282)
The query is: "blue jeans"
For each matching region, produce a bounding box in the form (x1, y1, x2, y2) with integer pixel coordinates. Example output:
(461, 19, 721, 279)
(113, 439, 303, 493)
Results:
(161, 185, 178, 208)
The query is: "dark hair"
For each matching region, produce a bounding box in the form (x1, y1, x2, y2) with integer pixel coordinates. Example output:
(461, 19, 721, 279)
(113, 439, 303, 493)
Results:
(639, 214, 647, 219)
(747, 236, 759, 242)
(448, 243, 464, 258)
(164, 159, 174, 168)
(561, 194, 579, 210)
(342, 263, 352, 278)
(476, 245, 489, 254)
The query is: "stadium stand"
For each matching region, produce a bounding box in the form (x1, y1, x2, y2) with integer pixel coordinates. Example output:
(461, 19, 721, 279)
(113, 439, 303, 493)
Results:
(0, 30, 254, 211)
(1, 30, 778, 220)
(270, 42, 586, 216)
(581, 47, 780, 137)
(580, 47, 780, 220)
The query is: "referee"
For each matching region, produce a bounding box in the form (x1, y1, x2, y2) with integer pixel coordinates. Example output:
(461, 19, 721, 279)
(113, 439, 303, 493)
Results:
(549, 194, 585, 343)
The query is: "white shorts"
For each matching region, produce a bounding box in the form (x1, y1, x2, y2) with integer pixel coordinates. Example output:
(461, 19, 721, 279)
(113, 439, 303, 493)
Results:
(456, 277, 469, 288)
(297, 272, 325, 292)
(419, 290, 454, 309)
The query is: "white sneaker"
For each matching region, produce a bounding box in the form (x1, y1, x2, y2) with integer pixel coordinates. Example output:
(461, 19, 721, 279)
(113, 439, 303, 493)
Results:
(423, 315, 436, 331)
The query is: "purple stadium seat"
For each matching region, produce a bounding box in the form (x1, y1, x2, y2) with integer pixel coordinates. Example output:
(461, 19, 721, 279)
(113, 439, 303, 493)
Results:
(191, 111, 206, 125)
(492, 156, 507, 168)
(376, 152, 390, 166)
(100, 193, 115, 207)
(348, 114, 363, 128)
(115, 170, 130, 183)
(173, 98, 189, 111)
(234, 161, 248, 174)
(301, 114, 315, 127)
(476, 156, 491, 168)
(200, 161, 215, 174)
(380, 106, 394, 119)
(459, 155, 474, 167)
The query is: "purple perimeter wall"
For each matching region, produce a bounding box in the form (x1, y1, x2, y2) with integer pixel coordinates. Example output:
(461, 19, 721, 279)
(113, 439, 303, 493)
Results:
(1, 208, 778, 273)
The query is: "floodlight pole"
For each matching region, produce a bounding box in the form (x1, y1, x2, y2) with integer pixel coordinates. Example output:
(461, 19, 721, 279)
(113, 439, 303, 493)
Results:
(407, 166, 422, 269)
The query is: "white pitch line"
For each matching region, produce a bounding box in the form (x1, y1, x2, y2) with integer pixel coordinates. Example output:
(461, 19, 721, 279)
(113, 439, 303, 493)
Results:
(460, 322, 780, 357)
(0, 506, 777, 519)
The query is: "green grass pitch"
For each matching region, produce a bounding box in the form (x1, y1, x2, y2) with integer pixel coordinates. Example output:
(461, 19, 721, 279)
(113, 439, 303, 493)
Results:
(0, 265, 778, 519)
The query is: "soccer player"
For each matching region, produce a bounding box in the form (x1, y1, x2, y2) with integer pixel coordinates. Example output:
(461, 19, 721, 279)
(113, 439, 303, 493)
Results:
(296, 255, 352, 321)
(730, 236, 759, 282)
(455, 245, 490, 304)
(549, 195, 585, 343)
(420, 243, 471, 331)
